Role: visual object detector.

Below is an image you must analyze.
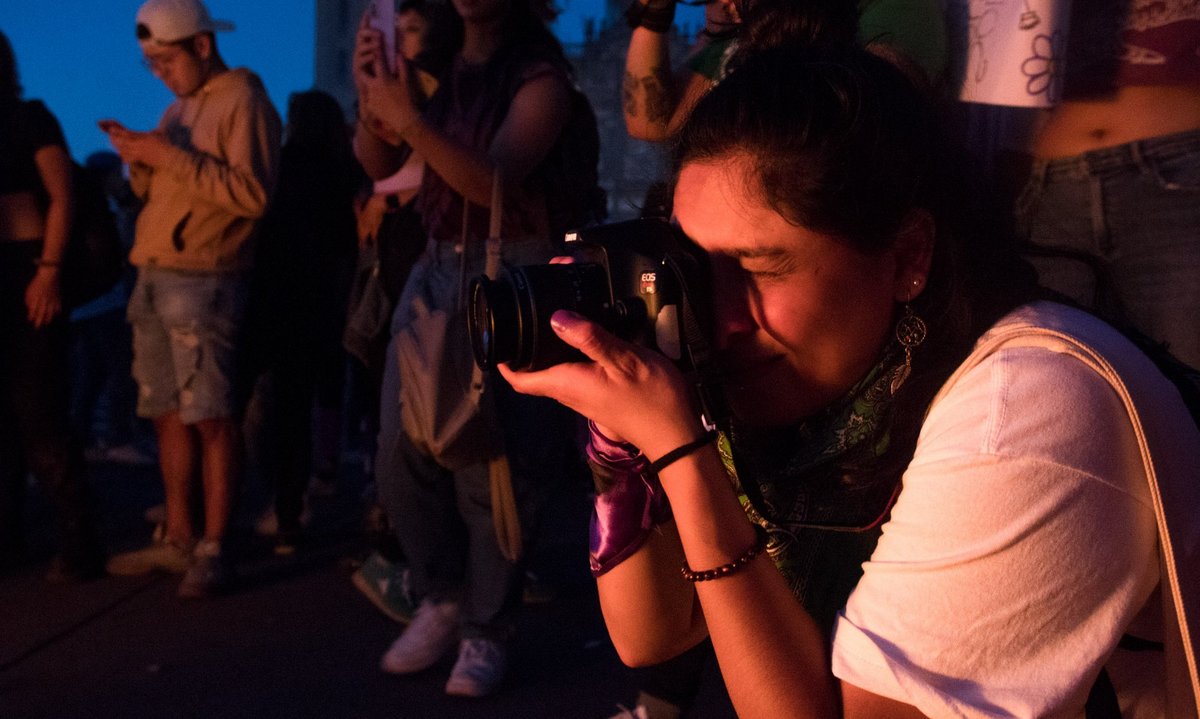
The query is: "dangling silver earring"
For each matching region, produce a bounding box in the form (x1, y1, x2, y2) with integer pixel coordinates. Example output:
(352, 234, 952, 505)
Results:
(890, 303, 928, 395)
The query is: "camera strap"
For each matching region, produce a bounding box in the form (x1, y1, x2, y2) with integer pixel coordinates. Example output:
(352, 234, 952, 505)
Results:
(458, 171, 523, 563)
(665, 252, 727, 429)
(457, 172, 504, 307)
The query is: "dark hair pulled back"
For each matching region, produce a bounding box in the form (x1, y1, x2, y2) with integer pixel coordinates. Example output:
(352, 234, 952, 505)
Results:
(673, 41, 1036, 359)
(673, 41, 1038, 479)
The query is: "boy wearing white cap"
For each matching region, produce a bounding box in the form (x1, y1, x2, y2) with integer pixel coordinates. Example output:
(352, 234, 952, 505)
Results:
(102, 0, 281, 598)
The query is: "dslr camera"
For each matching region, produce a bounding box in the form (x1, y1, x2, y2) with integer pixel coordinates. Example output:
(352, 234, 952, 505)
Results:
(467, 218, 717, 376)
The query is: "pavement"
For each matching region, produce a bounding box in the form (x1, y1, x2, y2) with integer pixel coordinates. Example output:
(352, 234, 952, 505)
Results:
(0, 454, 736, 719)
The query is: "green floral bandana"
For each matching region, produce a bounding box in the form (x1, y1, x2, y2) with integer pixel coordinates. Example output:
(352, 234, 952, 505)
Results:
(717, 345, 908, 632)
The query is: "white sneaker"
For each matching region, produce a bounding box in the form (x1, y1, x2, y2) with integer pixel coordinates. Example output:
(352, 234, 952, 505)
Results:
(607, 693, 681, 719)
(177, 539, 232, 599)
(254, 502, 313, 537)
(380, 599, 460, 674)
(444, 638, 507, 698)
(105, 538, 192, 575)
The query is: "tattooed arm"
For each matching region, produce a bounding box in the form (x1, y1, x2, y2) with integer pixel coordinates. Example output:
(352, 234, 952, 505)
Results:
(623, 26, 716, 142)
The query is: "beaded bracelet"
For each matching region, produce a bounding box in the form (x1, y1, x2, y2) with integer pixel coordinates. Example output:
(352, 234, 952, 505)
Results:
(680, 525, 768, 582)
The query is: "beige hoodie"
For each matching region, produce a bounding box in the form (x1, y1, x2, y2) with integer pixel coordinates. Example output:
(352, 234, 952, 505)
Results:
(129, 67, 281, 272)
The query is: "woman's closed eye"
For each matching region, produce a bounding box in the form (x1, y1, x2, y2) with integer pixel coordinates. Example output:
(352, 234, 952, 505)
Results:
(742, 256, 798, 283)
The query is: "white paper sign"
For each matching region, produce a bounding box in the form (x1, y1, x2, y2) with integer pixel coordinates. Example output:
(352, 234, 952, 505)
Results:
(958, 0, 1072, 107)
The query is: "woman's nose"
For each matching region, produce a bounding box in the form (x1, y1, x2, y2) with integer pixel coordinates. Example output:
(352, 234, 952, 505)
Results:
(710, 268, 756, 350)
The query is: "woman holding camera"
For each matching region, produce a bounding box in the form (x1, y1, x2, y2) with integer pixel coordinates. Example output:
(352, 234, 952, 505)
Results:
(503, 41, 1200, 718)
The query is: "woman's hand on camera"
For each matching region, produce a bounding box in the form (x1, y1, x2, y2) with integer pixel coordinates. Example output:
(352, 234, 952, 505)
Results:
(498, 309, 702, 462)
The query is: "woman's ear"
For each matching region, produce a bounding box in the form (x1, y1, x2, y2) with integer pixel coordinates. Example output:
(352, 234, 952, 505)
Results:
(891, 208, 935, 302)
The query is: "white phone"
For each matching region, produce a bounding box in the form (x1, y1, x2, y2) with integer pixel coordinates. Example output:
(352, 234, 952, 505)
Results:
(369, 0, 396, 73)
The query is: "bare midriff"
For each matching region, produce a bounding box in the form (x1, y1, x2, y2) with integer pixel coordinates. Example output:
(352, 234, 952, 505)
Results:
(1032, 84, 1200, 159)
(0, 192, 45, 241)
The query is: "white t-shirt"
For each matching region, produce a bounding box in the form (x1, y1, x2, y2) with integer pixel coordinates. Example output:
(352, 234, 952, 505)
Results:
(831, 302, 1192, 718)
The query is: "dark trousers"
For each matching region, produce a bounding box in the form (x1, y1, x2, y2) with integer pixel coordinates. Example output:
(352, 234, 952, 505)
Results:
(0, 241, 98, 564)
(68, 306, 141, 448)
(244, 365, 316, 532)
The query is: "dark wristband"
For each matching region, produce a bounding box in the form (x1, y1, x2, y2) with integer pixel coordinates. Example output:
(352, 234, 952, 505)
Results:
(648, 429, 717, 475)
(625, 0, 676, 33)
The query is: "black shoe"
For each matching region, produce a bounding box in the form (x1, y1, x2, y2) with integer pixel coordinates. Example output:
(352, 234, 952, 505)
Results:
(45, 552, 106, 583)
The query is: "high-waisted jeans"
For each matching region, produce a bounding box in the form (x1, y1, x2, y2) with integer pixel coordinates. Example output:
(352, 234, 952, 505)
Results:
(374, 237, 581, 641)
(1016, 128, 1200, 368)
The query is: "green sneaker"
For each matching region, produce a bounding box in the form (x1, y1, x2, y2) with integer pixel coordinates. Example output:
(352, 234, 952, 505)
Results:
(351, 552, 417, 624)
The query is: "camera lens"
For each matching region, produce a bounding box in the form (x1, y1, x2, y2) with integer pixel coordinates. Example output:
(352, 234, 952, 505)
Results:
(467, 263, 612, 372)
(468, 275, 513, 371)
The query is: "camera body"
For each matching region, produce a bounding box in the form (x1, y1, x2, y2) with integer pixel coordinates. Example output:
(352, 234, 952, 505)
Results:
(467, 218, 715, 374)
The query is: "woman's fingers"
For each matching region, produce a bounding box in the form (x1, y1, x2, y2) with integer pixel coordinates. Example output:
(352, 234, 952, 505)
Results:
(496, 314, 618, 404)
(501, 309, 696, 455)
(549, 310, 659, 393)
(354, 28, 382, 76)
(372, 52, 388, 82)
(549, 310, 625, 366)
(507, 310, 654, 403)
(25, 285, 53, 328)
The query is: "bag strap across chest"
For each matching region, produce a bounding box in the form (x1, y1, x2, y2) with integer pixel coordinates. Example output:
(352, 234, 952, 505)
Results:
(931, 324, 1200, 719)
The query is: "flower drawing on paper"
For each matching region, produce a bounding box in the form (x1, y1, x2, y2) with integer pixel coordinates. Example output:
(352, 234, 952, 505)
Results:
(1124, 42, 1167, 65)
(1019, 0, 1040, 30)
(967, 7, 999, 83)
(1021, 31, 1064, 102)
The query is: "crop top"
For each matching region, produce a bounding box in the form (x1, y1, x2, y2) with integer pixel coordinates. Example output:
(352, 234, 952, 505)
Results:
(1063, 0, 1200, 98)
(0, 99, 67, 197)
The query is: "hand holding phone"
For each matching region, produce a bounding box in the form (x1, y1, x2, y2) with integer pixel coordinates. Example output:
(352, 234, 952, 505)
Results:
(98, 118, 126, 135)
(368, 0, 396, 73)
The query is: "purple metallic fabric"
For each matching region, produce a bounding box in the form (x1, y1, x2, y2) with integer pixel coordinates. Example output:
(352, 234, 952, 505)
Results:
(586, 421, 672, 576)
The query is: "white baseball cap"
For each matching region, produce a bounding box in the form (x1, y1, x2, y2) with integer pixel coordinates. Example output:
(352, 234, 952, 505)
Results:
(136, 0, 234, 47)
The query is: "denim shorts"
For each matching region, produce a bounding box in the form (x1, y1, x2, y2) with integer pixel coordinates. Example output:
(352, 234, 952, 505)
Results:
(127, 266, 249, 423)
(1015, 128, 1200, 368)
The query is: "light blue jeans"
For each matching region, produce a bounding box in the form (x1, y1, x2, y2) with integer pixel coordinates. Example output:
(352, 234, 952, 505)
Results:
(374, 237, 580, 641)
(127, 265, 250, 423)
(1016, 128, 1200, 369)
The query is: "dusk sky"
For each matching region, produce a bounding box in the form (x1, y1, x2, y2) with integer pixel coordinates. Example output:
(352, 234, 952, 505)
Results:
(1, 1, 704, 161)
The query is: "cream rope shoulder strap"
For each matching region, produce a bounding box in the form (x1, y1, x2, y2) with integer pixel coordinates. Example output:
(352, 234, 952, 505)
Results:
(929, 321, 1200, 719)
